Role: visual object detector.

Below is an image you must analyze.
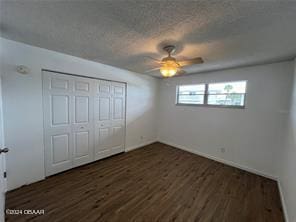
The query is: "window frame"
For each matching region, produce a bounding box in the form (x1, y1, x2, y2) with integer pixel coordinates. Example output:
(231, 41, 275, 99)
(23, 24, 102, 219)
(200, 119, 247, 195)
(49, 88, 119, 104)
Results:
(176, 84, 207, 105)
(176, 80, 247, 109)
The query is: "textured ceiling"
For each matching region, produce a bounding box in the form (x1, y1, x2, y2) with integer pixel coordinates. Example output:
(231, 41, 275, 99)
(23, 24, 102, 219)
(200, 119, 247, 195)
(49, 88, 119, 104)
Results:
(1, 0, 296, 77)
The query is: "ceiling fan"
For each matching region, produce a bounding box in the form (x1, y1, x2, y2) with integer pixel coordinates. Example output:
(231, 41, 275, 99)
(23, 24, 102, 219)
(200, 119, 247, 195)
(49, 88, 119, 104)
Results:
(145, 45, 204, 77)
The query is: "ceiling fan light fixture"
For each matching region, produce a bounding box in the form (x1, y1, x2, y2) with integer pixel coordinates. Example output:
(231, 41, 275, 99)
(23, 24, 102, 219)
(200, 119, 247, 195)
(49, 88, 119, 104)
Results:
(160, 66, 177, 77)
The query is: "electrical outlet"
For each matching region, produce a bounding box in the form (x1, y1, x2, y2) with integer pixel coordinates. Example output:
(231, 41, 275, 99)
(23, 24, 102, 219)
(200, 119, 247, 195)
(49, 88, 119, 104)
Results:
(220, 148, 226, 153)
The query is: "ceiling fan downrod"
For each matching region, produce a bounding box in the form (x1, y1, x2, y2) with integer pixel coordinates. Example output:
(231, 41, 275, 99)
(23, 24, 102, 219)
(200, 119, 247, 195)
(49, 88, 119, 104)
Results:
(163, 45, 176, 56)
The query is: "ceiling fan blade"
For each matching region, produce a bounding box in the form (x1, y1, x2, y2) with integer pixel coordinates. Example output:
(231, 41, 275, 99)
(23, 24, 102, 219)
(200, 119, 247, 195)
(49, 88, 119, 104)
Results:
(144, 56, 163, 64)
(178, 57, 204, 67)
(144, 67, 161, 73)
(176, 69, 187, 75)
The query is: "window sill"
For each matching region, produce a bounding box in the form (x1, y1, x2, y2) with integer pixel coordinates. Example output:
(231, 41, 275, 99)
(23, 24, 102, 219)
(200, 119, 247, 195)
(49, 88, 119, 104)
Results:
(175, 103, 246, 109)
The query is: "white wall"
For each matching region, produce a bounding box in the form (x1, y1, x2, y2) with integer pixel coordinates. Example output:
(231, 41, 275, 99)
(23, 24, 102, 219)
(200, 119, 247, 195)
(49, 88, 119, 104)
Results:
(158, 61, 294, 179)
(0, 38, 159, 190)
(277, 59, 296, 222)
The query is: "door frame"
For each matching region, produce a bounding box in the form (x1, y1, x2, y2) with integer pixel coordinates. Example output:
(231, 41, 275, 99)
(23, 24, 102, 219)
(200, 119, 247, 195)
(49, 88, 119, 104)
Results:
(41, 69, 127, 175)
(0, 76, 7, 222)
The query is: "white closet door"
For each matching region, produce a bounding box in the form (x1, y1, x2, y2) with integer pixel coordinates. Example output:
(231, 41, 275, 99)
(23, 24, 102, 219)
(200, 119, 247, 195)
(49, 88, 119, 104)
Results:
(43, 71, 125, 176)
(111, 81, 126, 153)
(43, 72, 95, 176)
(94, 80, 113, 159)
(43, 72, 74, 176)
(72, 76, 94, 167)
(94, 80, 126, 160)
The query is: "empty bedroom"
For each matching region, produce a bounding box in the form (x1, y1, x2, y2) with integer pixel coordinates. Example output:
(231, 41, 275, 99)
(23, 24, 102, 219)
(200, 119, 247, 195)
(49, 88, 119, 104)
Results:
(0, 1, 296, 222)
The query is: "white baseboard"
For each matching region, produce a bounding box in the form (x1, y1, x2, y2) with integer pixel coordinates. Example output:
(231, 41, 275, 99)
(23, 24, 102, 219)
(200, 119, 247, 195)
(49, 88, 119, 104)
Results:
(158, 140, 277, 180)
(277, 180, 289, 222)
(125, 140, 157, 152)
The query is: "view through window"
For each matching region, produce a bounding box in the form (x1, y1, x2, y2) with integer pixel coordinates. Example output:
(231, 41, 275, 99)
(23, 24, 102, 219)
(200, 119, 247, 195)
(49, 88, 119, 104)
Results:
(177, 81, 247, 107)
(177, 84, 206, 105)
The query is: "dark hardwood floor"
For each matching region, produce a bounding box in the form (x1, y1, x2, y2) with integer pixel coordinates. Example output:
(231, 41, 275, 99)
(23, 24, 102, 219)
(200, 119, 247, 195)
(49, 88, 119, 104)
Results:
(5, 142, 284, 222)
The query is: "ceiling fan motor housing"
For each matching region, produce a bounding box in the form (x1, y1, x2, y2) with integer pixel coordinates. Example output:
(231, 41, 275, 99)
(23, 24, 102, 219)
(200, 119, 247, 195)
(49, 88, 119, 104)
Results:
(163, 45, 176, 55)
(162, 56, 177, 63)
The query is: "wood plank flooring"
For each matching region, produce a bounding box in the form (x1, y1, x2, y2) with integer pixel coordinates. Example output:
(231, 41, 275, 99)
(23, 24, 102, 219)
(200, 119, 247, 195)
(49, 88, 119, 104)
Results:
(5, 142, 284, 222)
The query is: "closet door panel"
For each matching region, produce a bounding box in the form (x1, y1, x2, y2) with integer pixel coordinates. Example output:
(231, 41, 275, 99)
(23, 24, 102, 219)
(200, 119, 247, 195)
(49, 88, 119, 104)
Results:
(113, 97, 124, 120)
(110, 126, 124, 152)
(110, 82, 126, 154)
(43, 72, 74, 176)
(94, 80, 113, 160)
(74, 131, 90, 158)
(51, 134, 70, 165)
(95, 127, 112, 159)
(94, 80, 126, 159)
(72, 76, 94, 167)
(98, 97, 111, 121)
(74, 96, 89, 123)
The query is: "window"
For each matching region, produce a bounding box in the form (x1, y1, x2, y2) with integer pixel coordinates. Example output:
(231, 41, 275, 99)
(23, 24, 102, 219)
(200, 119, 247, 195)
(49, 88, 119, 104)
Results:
(207, 81, 246, 107)
(177, 84, 206, 105)
(176, 81, 247, 108)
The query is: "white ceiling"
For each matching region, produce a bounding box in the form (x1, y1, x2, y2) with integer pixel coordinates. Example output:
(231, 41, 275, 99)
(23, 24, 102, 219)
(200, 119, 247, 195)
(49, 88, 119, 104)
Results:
(1, 0, 296, 77)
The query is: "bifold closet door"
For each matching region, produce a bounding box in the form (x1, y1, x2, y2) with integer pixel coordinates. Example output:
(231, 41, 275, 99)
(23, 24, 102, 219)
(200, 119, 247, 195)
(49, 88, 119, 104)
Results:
(43, 71, 94, 176)
(43, 71, 126, 176)
(94, 80, 126, 160)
